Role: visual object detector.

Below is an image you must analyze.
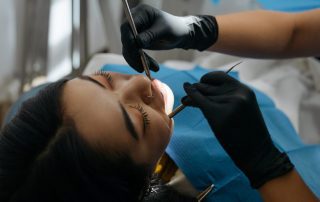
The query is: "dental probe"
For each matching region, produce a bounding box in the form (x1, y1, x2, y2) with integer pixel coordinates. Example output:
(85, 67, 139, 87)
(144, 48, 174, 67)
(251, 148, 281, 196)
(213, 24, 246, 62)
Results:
(121, 0, 152, 80)
(168, 61, 243, 118)
(196, 184, 215, 202)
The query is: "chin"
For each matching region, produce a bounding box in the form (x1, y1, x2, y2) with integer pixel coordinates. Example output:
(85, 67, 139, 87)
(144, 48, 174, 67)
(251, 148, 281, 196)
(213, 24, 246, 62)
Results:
(159, 81, 174, 115)
(154, 79, 175, 134)
(162, 82, 175, 134)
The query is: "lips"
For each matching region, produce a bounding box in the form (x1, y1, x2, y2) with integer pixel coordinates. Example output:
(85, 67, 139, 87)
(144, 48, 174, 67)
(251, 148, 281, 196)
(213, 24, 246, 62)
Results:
(152, 79, 174, 115)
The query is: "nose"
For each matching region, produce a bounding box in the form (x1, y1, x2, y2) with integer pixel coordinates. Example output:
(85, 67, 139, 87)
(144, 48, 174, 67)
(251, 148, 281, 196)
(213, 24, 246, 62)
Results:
(119, 75, 153, 104)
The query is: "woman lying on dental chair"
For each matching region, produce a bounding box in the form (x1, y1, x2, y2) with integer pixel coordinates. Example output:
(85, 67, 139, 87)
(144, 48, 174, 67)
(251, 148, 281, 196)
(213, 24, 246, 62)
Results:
(2, 62, 316, 202)
(0, 4, 319, 202)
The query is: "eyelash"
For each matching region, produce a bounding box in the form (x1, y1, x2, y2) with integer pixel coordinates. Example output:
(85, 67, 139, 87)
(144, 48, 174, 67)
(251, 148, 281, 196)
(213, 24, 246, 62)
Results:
(94, 70, 113, 83)
(130, 104, 150, 131)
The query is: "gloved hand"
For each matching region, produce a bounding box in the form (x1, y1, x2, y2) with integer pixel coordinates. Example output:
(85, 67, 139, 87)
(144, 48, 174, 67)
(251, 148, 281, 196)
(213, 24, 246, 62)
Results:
(182, 72, 293, 188)
(120, 4, 218, 72)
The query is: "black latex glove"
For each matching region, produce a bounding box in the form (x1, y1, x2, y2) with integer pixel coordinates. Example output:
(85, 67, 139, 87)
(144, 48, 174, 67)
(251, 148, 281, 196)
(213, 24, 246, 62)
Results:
(182, 71, 293, 188)
(120, 4, 218, 73)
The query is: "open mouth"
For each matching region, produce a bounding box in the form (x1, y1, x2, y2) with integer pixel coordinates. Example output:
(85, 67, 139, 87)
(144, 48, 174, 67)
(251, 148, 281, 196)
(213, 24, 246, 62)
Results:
(152, 79, 174, 115)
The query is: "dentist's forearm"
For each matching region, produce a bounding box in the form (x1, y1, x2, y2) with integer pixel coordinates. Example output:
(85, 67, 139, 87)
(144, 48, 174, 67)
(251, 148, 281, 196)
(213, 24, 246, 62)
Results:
(209, 9, 320, 58)
(259, 169, 318, 202)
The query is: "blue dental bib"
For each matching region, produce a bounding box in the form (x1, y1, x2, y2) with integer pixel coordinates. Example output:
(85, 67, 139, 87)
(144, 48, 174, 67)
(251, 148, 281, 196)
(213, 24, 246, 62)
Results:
(101, 64, 320, 201)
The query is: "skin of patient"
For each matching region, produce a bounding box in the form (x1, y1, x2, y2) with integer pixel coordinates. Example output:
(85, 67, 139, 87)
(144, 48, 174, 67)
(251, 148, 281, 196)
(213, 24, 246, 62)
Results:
(62, 72, 173, 166)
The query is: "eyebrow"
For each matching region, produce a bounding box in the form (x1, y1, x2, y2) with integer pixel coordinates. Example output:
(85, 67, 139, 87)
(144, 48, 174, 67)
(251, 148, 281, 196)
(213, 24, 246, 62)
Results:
(78, 75, 139, 141)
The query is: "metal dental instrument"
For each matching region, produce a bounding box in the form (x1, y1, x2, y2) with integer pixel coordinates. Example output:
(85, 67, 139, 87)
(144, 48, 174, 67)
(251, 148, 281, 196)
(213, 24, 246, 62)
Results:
(196, 184, 214, 202)
(122, 0, 152, 80)
(168, 103, 186, 119)
(223, 61, 243, 74)
(168, 61, 243, 118)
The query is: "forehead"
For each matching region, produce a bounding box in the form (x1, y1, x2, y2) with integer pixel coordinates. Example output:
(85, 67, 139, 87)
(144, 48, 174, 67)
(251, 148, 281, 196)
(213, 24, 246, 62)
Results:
(62, 78, 133, 152)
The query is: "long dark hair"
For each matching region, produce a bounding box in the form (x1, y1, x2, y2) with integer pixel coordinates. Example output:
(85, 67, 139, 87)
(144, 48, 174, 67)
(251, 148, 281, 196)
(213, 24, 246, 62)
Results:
(0, 79, 196, 202)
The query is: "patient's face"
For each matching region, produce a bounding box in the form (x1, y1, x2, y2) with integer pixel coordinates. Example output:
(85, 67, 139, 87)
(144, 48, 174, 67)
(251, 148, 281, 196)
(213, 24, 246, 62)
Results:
(62, 71, 174, 166)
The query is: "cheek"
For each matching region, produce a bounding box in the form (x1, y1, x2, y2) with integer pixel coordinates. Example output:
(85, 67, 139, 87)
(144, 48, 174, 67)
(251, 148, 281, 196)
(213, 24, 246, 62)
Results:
(149, 117, 172, 154)
(131, 114, 173, 165)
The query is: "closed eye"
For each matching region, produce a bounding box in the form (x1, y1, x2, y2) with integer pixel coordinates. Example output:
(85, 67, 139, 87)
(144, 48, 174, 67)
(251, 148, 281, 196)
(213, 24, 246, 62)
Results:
(93, 70, 113, 87)
(129, 104, 150, 133)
